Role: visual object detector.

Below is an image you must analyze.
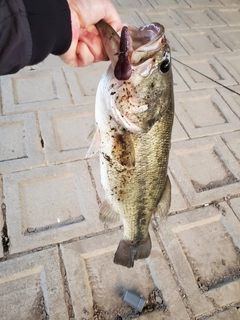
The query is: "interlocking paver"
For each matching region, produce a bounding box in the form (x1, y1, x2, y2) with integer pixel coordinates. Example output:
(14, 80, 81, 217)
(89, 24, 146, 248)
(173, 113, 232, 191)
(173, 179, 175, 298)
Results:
(0, 247, 68, 319)
(61, 228, 190, 320)
(217, 86, 240, 118)
(169, 136, 240, 206)
(38, 105, 95, 164)
(175, 89, 240, 138)
(207, 308, 240, 320)
(1, 69, 73, 115)
(215, 53, 240, 84)
(173, 56, 237, 90)
(0, 177, 3, 258)
(184, 0, 223, 6)
(0, 113, 43, 173)
(137, 9, 189, 30)
(3, 161, 101, 254)
(148, 0, 190, 8)
(212, 6, 240, 26)
(212, 27, 240, 52)
(229, 197, 240, 221)
(175, 8, 227, 28)
(221, 130, 240, 162)
(157, 203, 240, 318)
(171, 29, 230, 55)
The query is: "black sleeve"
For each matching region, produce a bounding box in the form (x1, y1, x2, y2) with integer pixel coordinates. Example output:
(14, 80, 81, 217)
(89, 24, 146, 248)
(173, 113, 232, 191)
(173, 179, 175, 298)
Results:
(0, 0, 32, 75)
(0, 0, 72, 76)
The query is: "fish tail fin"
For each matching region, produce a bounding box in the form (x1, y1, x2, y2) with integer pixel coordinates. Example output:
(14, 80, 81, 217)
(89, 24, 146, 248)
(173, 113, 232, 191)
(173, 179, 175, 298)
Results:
(114, 233, 152, 268)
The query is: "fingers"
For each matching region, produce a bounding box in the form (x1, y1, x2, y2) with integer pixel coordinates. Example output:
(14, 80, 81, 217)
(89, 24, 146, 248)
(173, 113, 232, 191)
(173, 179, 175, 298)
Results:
(102, 0, 122, 32)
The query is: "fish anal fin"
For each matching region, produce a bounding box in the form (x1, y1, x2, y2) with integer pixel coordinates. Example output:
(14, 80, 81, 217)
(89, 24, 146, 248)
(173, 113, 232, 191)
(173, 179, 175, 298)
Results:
(113, 131, 135, 168)
(114, 233, 152, 268)
(155, 175, 171, 218)
(99, 200, 120, 223)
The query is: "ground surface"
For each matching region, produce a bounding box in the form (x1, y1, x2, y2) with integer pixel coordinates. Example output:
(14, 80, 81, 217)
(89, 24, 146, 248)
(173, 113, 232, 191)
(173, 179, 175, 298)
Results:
(0, 0, 240, 319)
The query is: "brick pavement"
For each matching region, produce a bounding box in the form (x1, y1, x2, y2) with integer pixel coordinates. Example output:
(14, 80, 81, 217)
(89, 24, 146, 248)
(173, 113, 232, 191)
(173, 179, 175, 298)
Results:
(0, 1, 240, 319)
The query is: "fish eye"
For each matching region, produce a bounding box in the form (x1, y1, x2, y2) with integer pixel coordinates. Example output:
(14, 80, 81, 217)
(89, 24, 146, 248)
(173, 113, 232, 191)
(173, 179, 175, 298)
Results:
(159, 58, 170, 73)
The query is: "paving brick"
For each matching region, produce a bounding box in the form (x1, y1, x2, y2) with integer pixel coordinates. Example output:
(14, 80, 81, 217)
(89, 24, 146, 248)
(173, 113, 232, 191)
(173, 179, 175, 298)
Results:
(171, 115, 189, 142)
(175, 89, 240, 138)
(0, 247, 68, 319)
(0, 113, 43, 173)
(172, 65, 190, 92)
(171, 29, 230, 55)
(169, 136, 240, 206)
(215, 53, 240, 84)
(185, 0, 223, 6)
(207, 308, 240, 320)
(221, 130, 240, 163)
(63, 62, 109, 105)
(3, 161, 102, 254)
(168, 171, 188, 213)
(219, 0, 240, 5)
(229, 197, 240, 221)
(166, 32, 189, 57)
(38, 105, 95, 164)
(212, 7, 240, 26)
(175, 8, 226, 28)
(157, 204, 240, 318)
(1, 69, 72, 115)
(61, 229, 189, 320)
(148, 0, 190, 8)
(111, 0, 152, 11)
(119, 10, 144, 26)
(137, 9, 189, 30)
(212, 27, 240, 52)
(173, 55, 237, 90)
(217, 85, 240, 118)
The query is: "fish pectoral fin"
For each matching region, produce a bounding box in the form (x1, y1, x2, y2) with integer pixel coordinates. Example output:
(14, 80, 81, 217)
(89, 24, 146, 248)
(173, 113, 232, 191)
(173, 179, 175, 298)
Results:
(155, 175, 171, 218)
(99, 200, 120, 223)
(85, 126, 101, 158)
(113, 132, 135, 168)
(114, 234, 151, 268)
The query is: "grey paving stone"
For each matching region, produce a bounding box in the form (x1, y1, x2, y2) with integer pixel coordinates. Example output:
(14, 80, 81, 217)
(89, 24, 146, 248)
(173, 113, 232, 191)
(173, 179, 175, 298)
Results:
(172, 65, 190, 92)
(175, 8, 227, 28)
(0, 247, 68, 319)
(185, 0, 223, 6)
(175, 89, 240, 138)
(229, 197, 240, 221)
(119, 10, 144, 26)
(111, 0, 152, 11)
(213, 27, 240, 52)
(38, 105, 95, 164)
(207, 308, 240, 320)
(61, 229, 190, 320)
(3, 161, 102, 254)
(157, 203, 240, 318)
(173, 55, 237, 90)
(1, 69, 73, 115)
(137, 9, 189, 30)
(217, 86, 240, 119)
(171, 115, 189, 142)
(221, 130, 240, 163)
(63, 62, 108, 105)
(171, 28, 230, 55)
(0, 113, 43, 173)
(215, 53, 240, 84)
(169, 136, 240, 206)
(212, 6, 240, 26)
(148, 0, 190, 8)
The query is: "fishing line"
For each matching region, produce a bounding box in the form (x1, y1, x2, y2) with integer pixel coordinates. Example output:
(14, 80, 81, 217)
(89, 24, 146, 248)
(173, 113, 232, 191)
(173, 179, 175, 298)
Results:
(172, 57, 240, 97)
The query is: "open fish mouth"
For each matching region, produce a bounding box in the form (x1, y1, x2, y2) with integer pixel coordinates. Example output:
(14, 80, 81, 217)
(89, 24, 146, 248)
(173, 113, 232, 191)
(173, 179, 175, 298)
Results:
(96, 20, 166, 81)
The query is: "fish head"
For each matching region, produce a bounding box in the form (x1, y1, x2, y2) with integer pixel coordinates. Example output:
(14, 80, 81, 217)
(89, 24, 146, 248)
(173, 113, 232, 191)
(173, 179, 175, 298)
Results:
(96, 20, 173, 133)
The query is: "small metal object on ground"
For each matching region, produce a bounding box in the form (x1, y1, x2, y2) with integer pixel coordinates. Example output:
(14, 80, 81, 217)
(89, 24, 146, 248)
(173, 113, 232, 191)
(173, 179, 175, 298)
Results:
(123, 291, 146, 312)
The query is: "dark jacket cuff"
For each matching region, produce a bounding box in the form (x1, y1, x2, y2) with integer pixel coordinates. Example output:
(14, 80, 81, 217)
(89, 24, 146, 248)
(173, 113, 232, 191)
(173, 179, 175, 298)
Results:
(22, 0, 72, 66)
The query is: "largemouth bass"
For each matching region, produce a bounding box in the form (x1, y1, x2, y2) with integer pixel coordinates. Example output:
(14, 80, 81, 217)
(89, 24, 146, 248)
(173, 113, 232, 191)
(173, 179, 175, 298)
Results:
(88, 20, 174, 268)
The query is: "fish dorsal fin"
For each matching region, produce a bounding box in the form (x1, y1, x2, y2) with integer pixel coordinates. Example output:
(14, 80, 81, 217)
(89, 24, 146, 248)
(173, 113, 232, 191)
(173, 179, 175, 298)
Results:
(99, 200, 120, 223)
(113, 131, 135, 168)
(85, 126, 101, 158)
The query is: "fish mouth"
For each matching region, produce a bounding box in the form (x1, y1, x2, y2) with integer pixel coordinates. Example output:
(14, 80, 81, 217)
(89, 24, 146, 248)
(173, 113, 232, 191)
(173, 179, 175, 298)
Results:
(96, 20, 166, 81)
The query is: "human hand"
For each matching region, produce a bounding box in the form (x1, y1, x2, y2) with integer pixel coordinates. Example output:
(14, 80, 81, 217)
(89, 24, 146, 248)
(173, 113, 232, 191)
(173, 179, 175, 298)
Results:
(60, 0, 121, 67)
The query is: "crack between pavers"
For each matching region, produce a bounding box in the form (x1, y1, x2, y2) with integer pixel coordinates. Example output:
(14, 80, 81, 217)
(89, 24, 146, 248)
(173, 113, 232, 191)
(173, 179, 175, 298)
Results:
(172, 57, 240, 96)
(1, 202, 10, 257)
